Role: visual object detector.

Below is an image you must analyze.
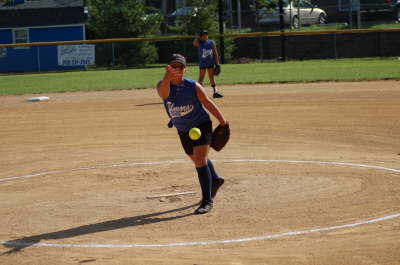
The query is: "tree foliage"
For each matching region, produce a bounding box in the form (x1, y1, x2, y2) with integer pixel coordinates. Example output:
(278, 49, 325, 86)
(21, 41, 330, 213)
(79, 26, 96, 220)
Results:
(86, 0, 162, 66)
(168, 0, 219, 36)
(86, 0, 162, 38)
(243, 0, 281, 10)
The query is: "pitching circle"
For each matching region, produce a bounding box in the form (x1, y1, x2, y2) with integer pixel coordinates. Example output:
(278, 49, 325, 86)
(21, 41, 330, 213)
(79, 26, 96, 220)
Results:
(1, 159, 399, 248)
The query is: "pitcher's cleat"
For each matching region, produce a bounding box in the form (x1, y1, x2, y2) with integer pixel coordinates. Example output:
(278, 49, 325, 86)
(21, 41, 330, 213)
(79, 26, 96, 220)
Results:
(211, 177, 224, 198)
(194, 200, 213, 214)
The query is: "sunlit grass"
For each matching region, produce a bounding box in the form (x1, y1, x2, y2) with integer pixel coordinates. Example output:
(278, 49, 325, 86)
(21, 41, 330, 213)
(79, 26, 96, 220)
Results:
(1, 57, 399, 96)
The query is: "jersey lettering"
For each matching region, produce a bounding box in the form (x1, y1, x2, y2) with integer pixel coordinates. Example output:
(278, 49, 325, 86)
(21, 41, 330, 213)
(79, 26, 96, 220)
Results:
(202, 48, 213, 58)
(167, 102, 194, 118)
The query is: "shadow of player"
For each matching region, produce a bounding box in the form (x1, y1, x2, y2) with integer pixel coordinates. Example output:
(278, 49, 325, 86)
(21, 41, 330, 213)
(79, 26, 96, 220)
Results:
(135, 102, 163, 107)
(2, 203, 198, 254)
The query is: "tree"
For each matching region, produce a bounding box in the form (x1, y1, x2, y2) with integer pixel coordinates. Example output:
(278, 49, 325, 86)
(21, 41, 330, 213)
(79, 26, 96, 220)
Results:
(168, 0, 219, 35)
(86, 0, 162, 66)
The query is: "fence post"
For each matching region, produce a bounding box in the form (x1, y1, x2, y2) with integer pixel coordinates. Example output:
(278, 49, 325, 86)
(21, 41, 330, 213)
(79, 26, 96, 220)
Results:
(183, 38, 187, 59)
(37, 46, 41, 72)
(333, 32, 338, 59)
(376, 32, 381, 57)
(111, 42, 115, 66)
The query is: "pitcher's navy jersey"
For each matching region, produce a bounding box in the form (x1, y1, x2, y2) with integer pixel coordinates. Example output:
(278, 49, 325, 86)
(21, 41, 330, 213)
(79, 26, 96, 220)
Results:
(197, 40, 215, 68)
(164, 78, 210, 132)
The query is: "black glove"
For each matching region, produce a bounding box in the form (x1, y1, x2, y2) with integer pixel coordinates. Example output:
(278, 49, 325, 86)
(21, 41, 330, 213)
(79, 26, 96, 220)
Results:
(213, 64, 221, 76)
(211, 122, 230, 151)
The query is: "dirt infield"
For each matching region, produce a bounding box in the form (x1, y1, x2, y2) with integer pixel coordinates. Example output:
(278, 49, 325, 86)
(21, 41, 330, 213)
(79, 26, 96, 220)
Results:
(1, 81, 399, 265)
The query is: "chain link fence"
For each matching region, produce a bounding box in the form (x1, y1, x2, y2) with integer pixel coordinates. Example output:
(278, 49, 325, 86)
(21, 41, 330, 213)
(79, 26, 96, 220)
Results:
(0, 28, 400, 73)
(1, 0, 400, 72)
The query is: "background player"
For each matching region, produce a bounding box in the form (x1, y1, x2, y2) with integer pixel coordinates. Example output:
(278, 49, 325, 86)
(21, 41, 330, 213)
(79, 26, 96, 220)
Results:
(193, 30, 223, 98)
(156, 54, 227, 214)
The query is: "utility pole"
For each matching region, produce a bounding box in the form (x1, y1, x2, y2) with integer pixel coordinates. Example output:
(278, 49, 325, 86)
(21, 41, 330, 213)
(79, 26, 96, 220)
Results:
(237, 0, 241, 30)
(278, 0, 286, 61)
(218, 0, 225, 64)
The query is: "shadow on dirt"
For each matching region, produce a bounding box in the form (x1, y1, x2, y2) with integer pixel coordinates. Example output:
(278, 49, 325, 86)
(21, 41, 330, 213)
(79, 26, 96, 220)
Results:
(1, 203, 198, 254)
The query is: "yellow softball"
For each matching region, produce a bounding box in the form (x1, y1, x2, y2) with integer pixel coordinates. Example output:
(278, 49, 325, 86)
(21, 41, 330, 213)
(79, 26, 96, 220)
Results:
(189, 127, 201, 140)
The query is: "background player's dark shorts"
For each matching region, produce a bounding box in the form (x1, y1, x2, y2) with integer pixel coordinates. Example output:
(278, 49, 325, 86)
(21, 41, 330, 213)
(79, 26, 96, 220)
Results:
(178, 119, 212, 155)
(199, 64, 214, 70)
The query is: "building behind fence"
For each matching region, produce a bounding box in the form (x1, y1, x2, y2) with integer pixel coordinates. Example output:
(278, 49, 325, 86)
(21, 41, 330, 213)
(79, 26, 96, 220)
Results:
(0, 0, 87, 72)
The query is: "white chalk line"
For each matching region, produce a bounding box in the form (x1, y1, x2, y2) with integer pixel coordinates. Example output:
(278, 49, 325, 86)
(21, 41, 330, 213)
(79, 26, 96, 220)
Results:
(0, 160, 187, 183)
(2, 159, 399, 183)
(2, 213, 400, 248)
(1, 159, 399, 248)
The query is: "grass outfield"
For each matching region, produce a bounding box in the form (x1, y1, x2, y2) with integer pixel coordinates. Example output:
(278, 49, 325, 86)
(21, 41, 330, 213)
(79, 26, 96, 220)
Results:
(0, 57, 399, 96)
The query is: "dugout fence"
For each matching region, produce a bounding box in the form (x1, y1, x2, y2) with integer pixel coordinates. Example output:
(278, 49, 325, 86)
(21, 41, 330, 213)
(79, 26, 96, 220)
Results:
(1, 28, 400, 73)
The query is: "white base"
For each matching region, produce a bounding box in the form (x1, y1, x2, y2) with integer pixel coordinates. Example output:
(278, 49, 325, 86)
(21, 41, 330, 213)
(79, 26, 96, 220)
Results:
(26, 96, 49, 102)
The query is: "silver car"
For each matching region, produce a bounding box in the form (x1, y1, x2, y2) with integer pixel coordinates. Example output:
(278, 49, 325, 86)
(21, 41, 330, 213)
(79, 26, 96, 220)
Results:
(258, 0, 327, 28)
(166, 7, 198, 25)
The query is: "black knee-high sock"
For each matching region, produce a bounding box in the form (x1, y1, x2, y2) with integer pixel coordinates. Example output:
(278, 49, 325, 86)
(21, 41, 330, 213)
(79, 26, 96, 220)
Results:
(196, 165, 213, 203)
(207, 159, 221, 182)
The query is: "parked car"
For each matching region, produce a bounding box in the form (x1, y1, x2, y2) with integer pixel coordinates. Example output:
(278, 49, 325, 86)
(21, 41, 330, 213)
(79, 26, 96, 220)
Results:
(258, 0, 327, 28)
(166, 7, 198, 25)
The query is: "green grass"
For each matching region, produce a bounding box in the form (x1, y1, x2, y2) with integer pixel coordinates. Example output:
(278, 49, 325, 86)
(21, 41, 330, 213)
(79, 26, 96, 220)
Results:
(367, 22, 400, 29)
(1, 57, 399, 96)
(296, 23, 349, 31)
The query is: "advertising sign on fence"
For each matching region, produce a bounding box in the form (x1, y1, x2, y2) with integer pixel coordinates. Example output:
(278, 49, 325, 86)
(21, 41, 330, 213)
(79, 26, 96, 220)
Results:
(0, 48, 7, 58)
(58, 44, 95, 66)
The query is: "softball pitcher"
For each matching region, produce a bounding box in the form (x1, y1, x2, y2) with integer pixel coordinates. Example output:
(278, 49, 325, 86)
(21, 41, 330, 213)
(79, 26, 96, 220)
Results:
(156, 54, 227, 214)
